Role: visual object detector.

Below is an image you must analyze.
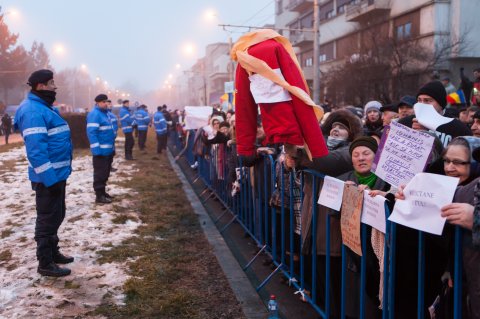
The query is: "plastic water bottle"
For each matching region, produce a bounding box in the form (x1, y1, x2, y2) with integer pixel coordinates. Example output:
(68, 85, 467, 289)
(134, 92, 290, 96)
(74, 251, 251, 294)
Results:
(267, 294, 279, 319)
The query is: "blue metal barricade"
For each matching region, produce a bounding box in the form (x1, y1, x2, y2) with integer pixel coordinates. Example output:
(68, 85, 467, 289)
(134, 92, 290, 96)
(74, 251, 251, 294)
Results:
(170, 134, 466, 319)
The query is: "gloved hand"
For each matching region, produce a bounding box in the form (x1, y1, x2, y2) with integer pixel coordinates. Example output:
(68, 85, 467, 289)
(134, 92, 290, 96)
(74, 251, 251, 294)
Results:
(239, 155, 257, 167)
(47, 182, 63, 196)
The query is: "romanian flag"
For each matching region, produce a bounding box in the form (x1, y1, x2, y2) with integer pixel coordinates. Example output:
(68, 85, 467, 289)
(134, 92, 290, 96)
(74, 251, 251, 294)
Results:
(447, 89, 466, 105)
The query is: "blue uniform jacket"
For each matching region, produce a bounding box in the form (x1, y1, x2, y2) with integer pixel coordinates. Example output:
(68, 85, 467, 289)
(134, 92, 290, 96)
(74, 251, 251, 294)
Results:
(87, 105, 115, 156)
(134, 109, 150, 131)
(107, 110, 118, 137)
(153, 111, 167, 135)
(119, 106, 134, 133)
(14, 92, 73, 187)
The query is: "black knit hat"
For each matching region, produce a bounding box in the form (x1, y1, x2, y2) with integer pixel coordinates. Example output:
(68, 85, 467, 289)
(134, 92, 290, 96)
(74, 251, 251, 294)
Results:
(349, 136, 378, 155)
(95, 94, 108, 102)
(27, 69, 53, 88)
(416, 81, 447, 109)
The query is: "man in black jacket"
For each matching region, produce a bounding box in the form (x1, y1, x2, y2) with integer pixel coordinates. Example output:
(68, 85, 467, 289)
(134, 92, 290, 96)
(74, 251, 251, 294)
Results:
(398, 80, 472, 147)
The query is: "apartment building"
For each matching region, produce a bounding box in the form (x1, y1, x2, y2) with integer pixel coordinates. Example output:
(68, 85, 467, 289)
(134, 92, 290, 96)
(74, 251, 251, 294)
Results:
(276, 0, 480, 104)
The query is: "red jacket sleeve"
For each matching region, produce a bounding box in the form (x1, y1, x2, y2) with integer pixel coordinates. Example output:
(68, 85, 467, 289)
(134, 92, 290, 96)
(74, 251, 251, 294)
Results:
(234, 64, 258, 156)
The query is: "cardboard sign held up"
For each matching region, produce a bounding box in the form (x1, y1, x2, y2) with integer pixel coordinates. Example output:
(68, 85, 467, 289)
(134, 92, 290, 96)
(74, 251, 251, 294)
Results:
(340, 184, 364, 256)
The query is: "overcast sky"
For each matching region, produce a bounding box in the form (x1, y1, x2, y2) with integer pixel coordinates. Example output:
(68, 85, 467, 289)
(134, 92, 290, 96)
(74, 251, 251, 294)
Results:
(1, 0, 275, 93)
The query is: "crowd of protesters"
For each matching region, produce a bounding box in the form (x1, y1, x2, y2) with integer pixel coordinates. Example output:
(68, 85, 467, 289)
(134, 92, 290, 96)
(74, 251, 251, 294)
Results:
(174, 68, 480, 319)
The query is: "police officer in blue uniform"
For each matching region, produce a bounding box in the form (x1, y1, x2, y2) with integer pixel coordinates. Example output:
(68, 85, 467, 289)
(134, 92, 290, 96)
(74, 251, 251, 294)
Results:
(15, 69, 74, 277)
(119, 100, 135, 160)
(106, 99, 118, 172)
(153, 106, 168, 154)
(86, 94, 115, 204)
(134, 104, 150, 151)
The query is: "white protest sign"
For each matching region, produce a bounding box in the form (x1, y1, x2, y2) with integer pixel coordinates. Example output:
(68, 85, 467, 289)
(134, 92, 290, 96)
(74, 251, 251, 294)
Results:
(361, 191, 387, 233)
(317, 176, 345, 211)
(414, 103, 453, 131)
(184, 106, 213, 130)
(372, 121, 435, 188)
(388, 173, 459, 235)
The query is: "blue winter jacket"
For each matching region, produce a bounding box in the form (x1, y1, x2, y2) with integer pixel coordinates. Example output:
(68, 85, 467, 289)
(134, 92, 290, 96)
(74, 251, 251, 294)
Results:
(107, 110, 118, 137)
(153, 111, 167, 135)
(119, 106, 134, 133)
(14, 92, 73, 187)
(87, 105, 115, 156)
(134, 108, 150, 131)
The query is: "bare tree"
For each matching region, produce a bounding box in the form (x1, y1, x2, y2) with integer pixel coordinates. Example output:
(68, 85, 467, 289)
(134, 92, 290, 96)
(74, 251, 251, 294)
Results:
(322, 22, 471, 106)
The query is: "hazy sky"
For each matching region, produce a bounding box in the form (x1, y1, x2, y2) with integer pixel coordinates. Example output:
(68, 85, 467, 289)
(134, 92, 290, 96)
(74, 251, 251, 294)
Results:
(1, 0, 275, 93)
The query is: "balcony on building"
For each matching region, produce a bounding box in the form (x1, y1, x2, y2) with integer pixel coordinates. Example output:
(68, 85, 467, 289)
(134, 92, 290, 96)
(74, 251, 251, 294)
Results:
(345, 0, 390, 22)
(289, 29, 314, 48)
(286, 0, 313, 13)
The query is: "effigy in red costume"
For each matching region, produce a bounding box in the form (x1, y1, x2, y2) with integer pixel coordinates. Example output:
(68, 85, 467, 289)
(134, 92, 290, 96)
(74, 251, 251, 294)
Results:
(230, 29, 328, 161)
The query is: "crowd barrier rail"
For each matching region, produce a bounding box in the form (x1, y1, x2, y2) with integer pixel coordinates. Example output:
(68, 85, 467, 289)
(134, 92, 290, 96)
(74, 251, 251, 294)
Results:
(168, 129, 465, 319)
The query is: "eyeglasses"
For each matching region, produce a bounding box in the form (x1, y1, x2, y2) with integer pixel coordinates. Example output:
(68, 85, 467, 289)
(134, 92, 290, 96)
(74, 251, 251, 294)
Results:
(443, 158, 470, 166)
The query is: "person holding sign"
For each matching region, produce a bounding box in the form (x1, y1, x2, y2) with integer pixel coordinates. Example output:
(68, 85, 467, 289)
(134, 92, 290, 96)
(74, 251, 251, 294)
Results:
(398, 80, 471, 147)
(336, 136, 389, 319)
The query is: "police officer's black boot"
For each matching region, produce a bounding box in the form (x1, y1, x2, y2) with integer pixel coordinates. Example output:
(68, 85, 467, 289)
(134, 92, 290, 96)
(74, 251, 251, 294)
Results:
(38, 262, 71, 277)
(96, 191, 112, 204)
(37, 238, 71, 277)
(53, 248, 74, 264)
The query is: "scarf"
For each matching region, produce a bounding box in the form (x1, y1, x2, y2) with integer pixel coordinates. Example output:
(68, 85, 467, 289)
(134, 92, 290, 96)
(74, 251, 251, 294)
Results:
(32, 90, 56, 106)
(354, 171, 377, 189)
(326, 136, 347, 150)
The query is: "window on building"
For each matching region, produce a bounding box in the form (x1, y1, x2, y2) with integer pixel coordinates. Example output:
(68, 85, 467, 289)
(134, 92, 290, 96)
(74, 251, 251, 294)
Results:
(404, 22, 412, 38)
(319, 54, 327, 62)
(326, 10, 335, 19)
(338, 4, 347, 14)
(305, 57, 313, 67)
(396, 22, 413, 40)
(396, 25, 404, 40)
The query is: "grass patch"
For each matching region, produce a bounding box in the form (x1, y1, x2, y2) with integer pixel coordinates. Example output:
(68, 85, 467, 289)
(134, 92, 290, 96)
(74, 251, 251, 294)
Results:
(19, 236, 28, 243)
(111, 215, 137, 225)
(91, 131, 245, 319)
(68, 214, 84, 223)
(92, 212, 102, 219)
(1, 229, 13, 239)
(64, 281, 81, 289)
(0, 249, 12, 262)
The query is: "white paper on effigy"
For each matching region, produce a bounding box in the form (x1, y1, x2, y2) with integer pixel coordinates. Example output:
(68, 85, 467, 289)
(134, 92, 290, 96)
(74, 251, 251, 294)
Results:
(361, 190, 387, 233)
(317, 176, 345, 211)
(184, 106, 213, 130)
(249, 68, 292, 104)
(413, 103, 453, 131)
(388, 173, 459, 235)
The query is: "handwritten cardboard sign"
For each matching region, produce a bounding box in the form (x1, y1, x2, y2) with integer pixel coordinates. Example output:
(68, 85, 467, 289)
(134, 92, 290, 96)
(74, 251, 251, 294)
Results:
(372, 121, 435, 188)
(389, 173, 459, 235)
(318, 176, 345, 211)
(361, 191, 387, 233)
(340, 184, 364, 256)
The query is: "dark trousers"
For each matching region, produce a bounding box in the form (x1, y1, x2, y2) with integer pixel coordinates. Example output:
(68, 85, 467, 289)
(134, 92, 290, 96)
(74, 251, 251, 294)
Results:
(124, 132, 134, 158)
(93, 155, 112, 196)
(156, 133, 168, 153)
(4, 131, 9, 144)
(32, 181, 66, 267)
(138, 130, 147, 150)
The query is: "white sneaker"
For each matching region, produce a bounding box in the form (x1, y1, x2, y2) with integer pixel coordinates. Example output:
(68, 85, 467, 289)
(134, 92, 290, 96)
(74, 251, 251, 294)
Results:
(190, 161, 198, 169)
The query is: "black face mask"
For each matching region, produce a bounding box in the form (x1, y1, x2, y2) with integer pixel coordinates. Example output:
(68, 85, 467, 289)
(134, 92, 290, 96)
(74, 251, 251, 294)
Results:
(32, 90, 57, 106)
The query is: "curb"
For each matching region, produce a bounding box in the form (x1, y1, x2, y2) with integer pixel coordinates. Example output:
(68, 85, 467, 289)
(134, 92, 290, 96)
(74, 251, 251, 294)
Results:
(168, 151, 268, 319)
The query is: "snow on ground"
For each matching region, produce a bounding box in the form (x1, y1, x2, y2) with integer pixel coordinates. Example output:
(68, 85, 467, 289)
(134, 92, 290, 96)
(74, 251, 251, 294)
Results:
(0, 143, 141, 318)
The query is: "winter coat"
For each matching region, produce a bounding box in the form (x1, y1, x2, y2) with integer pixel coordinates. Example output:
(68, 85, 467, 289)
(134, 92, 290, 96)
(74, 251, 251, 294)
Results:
(107, 110, 118, 137)
(134, 109, 150, 131)
(14, 92, 73, 187)
(87, 105, 115, 156)
(153, 111, 167, 135)
(119, 106, 134, 133)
